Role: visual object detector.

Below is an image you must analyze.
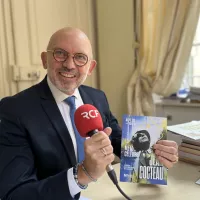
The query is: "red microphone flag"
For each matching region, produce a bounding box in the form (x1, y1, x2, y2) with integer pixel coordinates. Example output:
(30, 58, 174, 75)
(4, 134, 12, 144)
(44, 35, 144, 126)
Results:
(74, 104, 104, 137)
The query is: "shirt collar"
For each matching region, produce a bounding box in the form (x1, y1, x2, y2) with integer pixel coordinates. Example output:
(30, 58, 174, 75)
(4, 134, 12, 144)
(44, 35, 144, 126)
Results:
(47, 76, 80, 103)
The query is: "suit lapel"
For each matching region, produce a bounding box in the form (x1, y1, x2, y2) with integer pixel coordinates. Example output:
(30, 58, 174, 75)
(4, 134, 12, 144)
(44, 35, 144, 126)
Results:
(37, 77, 76, 166)
(78, 86, 94, 105)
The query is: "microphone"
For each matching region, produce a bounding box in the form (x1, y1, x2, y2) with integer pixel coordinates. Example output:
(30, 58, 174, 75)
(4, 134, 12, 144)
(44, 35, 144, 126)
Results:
(74, 104, 132, 200)
(74, 104, 116, 182)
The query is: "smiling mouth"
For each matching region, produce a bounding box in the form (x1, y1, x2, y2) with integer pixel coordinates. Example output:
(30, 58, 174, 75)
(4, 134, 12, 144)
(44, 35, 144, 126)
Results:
(60, 72, 76, 78)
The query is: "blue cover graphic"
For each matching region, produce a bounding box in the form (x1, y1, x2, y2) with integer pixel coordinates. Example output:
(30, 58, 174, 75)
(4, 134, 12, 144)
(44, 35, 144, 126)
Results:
(120, 115, 168, 185)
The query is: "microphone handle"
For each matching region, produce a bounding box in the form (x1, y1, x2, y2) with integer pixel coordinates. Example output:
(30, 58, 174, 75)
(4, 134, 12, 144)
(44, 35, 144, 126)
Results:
(87, 129, 118, 184)
(86, 128, 132, 199)
(87, 129, 99, 137)
(106, 164, 118, 184)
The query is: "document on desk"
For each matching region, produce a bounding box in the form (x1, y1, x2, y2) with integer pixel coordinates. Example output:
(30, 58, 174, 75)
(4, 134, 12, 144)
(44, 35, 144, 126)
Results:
(167, 121, 200, 140)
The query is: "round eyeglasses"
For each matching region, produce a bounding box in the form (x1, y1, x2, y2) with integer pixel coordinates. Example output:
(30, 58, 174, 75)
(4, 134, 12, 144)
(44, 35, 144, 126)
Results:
(47, 48, 88, 67)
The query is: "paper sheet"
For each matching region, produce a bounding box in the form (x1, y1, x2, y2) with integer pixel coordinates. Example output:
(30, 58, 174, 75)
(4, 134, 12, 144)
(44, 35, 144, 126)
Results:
(167, 121, 200, 140)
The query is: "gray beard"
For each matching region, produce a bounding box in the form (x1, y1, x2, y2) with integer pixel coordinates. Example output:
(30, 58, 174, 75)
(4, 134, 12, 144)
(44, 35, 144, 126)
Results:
(54, 74, 87, 94)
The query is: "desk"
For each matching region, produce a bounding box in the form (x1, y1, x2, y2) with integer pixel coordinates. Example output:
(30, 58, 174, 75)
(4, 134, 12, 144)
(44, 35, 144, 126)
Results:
(82, 161, 200, 200)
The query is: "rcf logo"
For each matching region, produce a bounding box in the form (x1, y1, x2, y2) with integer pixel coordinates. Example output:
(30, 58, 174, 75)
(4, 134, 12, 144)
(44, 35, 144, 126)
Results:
(81, 110, 99, 119)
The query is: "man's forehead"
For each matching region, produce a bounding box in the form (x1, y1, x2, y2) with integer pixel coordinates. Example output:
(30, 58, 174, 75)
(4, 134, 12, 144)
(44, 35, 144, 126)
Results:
(48, 32, 91, 53)
(49, 30, 89, 45)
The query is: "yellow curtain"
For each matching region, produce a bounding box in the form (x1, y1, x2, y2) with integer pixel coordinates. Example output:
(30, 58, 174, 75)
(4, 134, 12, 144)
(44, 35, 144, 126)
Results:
(127, 0, 200, 116)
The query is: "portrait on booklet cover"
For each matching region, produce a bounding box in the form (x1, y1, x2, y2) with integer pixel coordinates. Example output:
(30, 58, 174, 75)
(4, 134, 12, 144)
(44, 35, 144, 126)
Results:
(120, 115, 168, 185)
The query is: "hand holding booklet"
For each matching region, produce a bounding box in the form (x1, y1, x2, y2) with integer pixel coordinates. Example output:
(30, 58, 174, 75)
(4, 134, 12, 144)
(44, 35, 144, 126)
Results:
(120, 115, 168, 185)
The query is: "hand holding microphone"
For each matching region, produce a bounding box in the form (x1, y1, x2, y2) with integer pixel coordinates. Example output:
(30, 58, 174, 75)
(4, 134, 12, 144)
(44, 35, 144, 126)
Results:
(74, 104, 115, 185)
(74, 104, 132, 200)
(82, 127, 115, 181)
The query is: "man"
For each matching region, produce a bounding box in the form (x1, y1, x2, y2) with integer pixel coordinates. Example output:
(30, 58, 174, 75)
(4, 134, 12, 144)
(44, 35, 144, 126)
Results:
(0, 27, 178, 200)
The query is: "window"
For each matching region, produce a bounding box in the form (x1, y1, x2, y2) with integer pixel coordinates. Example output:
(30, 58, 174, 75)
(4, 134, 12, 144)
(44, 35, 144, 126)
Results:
(185, 17, 200, 87)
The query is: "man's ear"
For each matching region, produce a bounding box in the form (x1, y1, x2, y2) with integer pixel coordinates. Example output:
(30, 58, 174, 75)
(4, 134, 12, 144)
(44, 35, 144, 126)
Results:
(87, 60, 97, 75)
(41, 52, 47, 69)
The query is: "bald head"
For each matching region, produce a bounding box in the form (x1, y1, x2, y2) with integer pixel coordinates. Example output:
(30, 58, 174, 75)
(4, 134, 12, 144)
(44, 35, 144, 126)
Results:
(41, 27, 97, 95)
(47, 27, 93, 58)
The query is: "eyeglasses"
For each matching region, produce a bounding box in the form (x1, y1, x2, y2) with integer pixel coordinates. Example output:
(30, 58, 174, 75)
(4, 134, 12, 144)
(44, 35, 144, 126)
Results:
(47, 48, 88, 67)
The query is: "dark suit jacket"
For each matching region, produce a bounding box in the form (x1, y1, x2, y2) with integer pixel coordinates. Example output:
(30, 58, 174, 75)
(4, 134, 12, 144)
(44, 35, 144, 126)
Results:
(0, 77, 122, 200)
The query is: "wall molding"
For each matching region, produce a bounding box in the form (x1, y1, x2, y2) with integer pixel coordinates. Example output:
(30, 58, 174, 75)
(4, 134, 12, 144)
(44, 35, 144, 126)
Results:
(0, 0, 18, 97)
(0, 0, 5, 96)
(26, 0, 40, 65)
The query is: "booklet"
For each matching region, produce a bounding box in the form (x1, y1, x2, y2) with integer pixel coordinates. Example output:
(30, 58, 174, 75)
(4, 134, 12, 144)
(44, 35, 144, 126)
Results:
(120, 115, 168, 185)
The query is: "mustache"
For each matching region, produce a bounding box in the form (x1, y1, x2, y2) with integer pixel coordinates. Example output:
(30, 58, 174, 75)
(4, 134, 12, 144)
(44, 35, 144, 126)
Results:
(58, 67, 78, 74)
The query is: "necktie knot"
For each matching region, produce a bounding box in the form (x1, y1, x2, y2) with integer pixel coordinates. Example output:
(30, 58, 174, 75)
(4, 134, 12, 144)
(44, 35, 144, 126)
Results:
(65, 96, 76, 109)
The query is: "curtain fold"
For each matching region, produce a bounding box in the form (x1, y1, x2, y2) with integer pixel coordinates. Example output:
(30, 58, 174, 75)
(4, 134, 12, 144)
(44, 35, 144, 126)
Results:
(128, 0, 200, 116)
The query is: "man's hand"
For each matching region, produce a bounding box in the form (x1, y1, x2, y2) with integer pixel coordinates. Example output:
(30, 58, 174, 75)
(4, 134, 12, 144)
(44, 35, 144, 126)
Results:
(153, 140, 178, 169)
(78, 127, 114, 185)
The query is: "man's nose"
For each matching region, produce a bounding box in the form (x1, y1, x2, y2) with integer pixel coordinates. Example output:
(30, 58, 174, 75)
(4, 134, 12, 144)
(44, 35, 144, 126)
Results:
(62, 56, 76, 69)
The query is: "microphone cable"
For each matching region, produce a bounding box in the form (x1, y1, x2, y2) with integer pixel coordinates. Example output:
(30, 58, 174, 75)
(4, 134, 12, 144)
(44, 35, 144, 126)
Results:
(107, 166, 132, 200)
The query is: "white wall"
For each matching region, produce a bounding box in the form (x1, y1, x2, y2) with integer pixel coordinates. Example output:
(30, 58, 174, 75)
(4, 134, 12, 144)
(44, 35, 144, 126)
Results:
(96, 0, 135, 124)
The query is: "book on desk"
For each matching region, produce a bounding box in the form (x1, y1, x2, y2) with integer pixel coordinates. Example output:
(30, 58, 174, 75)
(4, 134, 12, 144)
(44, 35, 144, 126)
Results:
(178, 138, 200, 165)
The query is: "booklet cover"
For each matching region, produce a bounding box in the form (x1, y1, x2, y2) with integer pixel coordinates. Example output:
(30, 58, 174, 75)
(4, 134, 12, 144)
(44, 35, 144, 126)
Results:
(120, 115, 168, 185)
